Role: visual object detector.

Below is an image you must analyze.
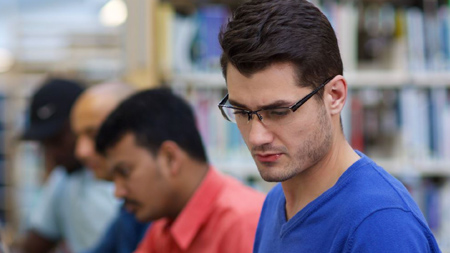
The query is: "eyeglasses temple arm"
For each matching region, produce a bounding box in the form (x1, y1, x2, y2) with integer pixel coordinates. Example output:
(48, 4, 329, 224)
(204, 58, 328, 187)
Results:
(290, 77, 333, 112)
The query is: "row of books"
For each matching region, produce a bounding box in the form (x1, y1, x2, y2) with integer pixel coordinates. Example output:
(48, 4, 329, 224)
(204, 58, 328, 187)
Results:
(156, 2, 450, 76)
(347, 87, 450, 161)
(323, 1, 450, 72)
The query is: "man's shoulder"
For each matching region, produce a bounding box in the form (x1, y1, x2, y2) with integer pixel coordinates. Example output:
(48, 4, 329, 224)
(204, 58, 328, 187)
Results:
(317, 155, 429, 234)
(211, 174, 265, 223)
(328, 154, 415, 211)
(346, 207, 440, 252)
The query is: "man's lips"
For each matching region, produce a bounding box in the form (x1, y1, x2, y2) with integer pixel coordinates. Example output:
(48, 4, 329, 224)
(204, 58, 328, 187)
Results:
(82, 159, 99, 170)
(255, 153, 282, 162)
(125, 203, 138, 213)
(87, 162, 98, 170)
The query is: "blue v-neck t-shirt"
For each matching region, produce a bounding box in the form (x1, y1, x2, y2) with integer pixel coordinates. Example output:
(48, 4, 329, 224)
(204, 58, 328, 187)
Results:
(253, 151, 441, 253)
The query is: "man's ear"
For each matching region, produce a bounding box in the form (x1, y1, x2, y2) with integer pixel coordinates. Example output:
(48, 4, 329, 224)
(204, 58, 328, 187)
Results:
(324, 75, 347, 116)
(157, 140, 183, 177)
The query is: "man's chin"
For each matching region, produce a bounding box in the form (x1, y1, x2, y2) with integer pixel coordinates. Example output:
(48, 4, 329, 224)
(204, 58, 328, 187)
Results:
(260, 174, 286, 182)
(136, 212, 155, 223)
(135, 214, 147, 222)
(135, 210, 166, 223)
(258, 167, 294, 183)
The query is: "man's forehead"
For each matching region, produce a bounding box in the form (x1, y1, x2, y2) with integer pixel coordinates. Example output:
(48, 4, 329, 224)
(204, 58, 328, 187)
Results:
(78, 125, 98, 135)
(106, 133, 136, 153)
(104, 141, 135, 169)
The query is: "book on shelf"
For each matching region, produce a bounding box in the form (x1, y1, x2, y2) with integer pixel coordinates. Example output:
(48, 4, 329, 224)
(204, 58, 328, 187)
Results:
(438, 5, 450, 70)
(303, 2, 360, 71)
(438, 180, 450, 250)
(194, 5, 230, 71)
(429, 88, 446, 158)
(399, 87, 431, 159)
(155, 3, 230, 76)
(349, 92, 364, 152)
(401, 176, 450, 248)
(155, 2, 175, 79)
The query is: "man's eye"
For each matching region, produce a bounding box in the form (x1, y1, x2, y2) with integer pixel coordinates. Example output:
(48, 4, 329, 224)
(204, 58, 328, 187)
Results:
(87, 133, 97, 140)
(116, 167, 131, 177)
(233, 110, 247, 115)
(268, 109, 290, 116)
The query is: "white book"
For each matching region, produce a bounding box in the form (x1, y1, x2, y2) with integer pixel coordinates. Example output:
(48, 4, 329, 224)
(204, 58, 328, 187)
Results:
(406, 7, 426, 71)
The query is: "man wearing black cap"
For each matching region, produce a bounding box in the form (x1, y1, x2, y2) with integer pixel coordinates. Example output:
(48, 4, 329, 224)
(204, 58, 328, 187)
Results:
(20, 78, 118, 253)
(22, 78, 84, 175)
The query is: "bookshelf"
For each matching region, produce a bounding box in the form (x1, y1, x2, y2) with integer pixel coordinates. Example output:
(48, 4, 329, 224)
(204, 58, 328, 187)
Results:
(158, 0, 450, 250)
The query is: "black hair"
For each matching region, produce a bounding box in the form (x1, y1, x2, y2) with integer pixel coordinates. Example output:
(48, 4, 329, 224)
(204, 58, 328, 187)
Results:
(96, 88, 208, 163)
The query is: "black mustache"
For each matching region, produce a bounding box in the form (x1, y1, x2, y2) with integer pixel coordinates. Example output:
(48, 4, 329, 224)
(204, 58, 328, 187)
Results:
(124, 198, 141, 207)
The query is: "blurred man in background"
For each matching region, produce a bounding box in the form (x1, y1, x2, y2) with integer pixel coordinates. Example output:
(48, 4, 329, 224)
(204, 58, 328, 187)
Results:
(71, 83, 150, 253)
(96, 89, 265, 253)
(20, 78, 118, 253)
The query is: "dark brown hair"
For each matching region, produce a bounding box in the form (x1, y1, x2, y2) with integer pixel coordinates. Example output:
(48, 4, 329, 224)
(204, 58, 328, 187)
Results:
(219, 0, 343, 96)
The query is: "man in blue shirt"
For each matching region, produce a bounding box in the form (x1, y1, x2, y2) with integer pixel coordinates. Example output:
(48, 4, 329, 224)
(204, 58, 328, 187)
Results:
(71, 83, 150, 253)
(218, 0, 441, 252)
(21, 78, 118, 253)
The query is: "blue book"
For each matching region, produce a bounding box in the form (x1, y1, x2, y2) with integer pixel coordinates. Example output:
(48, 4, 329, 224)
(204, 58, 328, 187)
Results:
(195, 5, 230, 71)
(438, 6, 450, 69)
(406, 7, 426, 71)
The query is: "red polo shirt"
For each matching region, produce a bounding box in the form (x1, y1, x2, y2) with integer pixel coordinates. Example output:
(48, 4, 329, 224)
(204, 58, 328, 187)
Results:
(134, 168, 265, 253)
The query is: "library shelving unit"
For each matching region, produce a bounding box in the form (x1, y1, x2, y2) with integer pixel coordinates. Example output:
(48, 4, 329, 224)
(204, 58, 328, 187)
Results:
(157, 0, 450, 250)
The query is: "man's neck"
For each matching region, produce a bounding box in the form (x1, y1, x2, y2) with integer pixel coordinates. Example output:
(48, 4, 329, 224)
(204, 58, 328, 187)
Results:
(65, 162, 83, 174)
(282, 138, 360, 221)
(167, 161, 210, 221)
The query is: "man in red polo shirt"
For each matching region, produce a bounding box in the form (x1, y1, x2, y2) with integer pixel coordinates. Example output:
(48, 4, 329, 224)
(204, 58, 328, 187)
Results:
(95, 88, 265, 253)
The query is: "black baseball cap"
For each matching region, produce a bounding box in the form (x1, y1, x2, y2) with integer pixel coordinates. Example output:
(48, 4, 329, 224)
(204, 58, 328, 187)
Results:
(22, 78, 85, 141)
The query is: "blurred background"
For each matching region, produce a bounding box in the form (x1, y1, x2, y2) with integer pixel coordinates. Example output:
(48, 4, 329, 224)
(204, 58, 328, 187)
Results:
(0, 0, 450, 251)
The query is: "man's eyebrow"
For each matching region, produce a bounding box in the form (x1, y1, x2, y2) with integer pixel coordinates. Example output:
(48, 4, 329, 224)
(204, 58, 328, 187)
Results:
(228, 99, 292, 110)
(228, 99, 248, 109)
(82, 127, 97, 136)
(260, 100, 292, 109)
(111, 161, 128, 173)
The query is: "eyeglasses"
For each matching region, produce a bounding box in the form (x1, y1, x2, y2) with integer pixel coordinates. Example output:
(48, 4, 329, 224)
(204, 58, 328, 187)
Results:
(218, 77, 333, 127)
